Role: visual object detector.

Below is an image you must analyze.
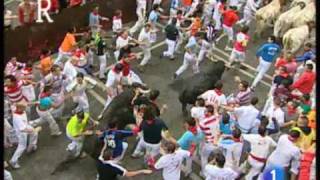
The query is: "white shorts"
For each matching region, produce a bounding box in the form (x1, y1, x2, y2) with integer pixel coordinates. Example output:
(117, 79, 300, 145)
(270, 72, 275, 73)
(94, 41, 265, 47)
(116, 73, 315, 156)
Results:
(230, 49, 245, 62)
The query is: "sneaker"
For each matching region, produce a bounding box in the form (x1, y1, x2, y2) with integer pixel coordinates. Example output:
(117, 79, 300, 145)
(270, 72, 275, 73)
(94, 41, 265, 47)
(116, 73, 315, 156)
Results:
(97, 114, 103, 120)
(169, 57, 175, 61)
(9, 160, 21, 169)
(131, 152, 143, 159)
(80, 152, 87, 159)
(51, 131, 62, 136)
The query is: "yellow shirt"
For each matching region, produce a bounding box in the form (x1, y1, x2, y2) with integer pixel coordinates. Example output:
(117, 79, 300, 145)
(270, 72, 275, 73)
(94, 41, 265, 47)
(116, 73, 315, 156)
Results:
(292, 127, 315, 151)
(66, 113, 89, 137)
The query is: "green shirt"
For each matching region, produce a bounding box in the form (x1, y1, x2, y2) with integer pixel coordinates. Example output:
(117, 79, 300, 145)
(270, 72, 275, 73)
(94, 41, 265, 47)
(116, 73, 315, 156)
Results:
(66, 113, 90, 137)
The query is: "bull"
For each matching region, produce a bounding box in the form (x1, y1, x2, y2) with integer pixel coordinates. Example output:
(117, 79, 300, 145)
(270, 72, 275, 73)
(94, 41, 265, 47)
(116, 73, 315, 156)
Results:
(289, 0, 312, 8)
(291, 2, 315, 28)
(171, 61, 225, 113)
(51, 84, 157, 174)
(254, 0, 285, 40)
(282, 21, 314, 54)
(273, 2, 306, 39)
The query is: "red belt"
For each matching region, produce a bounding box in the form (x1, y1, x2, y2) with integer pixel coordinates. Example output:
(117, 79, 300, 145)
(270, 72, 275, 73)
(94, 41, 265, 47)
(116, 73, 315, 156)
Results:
(250, 153, 267, 163)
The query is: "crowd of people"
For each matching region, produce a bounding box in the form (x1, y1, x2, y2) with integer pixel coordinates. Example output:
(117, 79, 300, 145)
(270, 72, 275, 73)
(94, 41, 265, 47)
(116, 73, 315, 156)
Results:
(4, 0, 316, 180)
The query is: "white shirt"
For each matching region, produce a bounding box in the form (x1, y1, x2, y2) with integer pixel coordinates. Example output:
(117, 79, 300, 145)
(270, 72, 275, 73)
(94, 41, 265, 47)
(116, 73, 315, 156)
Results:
(242, 134, 277, 158)
(200, 90, 227, 106)
(4, 10, 13, 26)
(265, 104, 285, 129)
(66, 76, 97, 96)
(204, 164, 238, 180)
(138, 28, 151, 48)
(154, 149, 190, 180)
(184, 51, 196, 63)
(267, 134, 301, 174)
(116, 36, 132, 50)
(191, 106, 206, 120)
(112, 17, 122, 32)
(233, 105, 259, 132)
(106, 69, 122, 88)
(245, 0, 261, 13)
(12, 112, 29, 134)
(199, 39, 211, 51)
(63, 60, 77, 81)
(229, 0, 240, 7)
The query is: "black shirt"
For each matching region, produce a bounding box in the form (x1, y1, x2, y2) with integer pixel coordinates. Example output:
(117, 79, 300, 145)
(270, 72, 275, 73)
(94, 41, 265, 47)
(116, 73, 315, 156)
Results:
(96, 159, 126, 180)
(96, 39, 107, 56)
(165, 24, 179, 41)
(140, 118, 168, 144)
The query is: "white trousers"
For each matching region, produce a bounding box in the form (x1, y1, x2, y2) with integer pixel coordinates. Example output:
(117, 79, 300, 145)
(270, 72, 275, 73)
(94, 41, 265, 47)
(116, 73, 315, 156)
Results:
(10, 131, 38, 163)
(4, 170, 13, 180)
(55, 48, 72, 65)
(200, 142, 219, 173)
(213, 15, 222, 30)
(140, 47, 151, 66)
(66, 132, 84, 157)
(98, 54, 107, 78)
(222, 24, 234, 42)
(73, 93, 90, 113)
(252, 58, 272, 87)
(21, 84, 36, 102)
(175, 56, 199, 76)
(50, 91, 65, 118)
(163, 39, 176, 58)
(88, 49, 94, 65)
(245, 156, 265, 180)
(133, 137, 161, 160)
(198, 50, 208, 63)
(33, 108, 61, 135)
(239, 9, 254, 26)
(175, 32, 184, 51)
(4, 118, 18, 146)
(130, 8, 146, 35)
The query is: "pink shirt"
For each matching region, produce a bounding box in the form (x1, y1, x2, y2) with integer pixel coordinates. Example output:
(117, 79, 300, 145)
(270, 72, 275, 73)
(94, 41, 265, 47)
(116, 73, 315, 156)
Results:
(234, 32, 249, 52)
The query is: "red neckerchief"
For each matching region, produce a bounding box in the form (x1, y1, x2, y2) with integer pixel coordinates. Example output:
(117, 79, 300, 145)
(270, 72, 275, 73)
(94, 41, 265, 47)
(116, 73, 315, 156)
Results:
(233, 137, 241, 142)
(93, 12, 99, 16)
(279, 72, 289, 78)
(6, 83, 19, 92)
(40, 92, 50, 98)
(287, 105, 297, 116)
(188, 126, 197, 135)
(14, 110, 24, 115)
(303, 100, 312, 106)
(214, 89, 223, 96)
(22, 67, 32, 74)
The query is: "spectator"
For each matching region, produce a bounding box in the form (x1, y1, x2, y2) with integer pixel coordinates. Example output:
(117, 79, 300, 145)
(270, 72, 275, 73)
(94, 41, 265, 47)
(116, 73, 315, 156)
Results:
(264, 129, 301, 180)
(96, 120, 134, 162)
(190, 98, 206, 123)
(223, 97, 260, 134)
(155, 140, 191, 180)
(89, 6, 109, 37)
(66, 110, 98, 158)
(112, 9, 123, 34)
(37, 49, 53, 77)
(5, 57, 25, 76)
(4, 9, 18, 30)
(131, 106, 170, 168)
(96, 145, 152, 180)
(219, 113, 236, 135)
(295, 42, 315, 63)
(18, 0, 36, 26)
(9, 104, 40, 169)
(291, 63, 315, 96)
(199, 81, 227, 106)
(227, 77, 252, 106)
(204, 152, 239, 179)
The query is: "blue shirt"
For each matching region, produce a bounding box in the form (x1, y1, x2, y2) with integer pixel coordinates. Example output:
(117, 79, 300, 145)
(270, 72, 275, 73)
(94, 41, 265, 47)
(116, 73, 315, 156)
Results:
(219, 119, 236, 135)
(256, 43, 281, 62)
(177, 130, 203, 150)
(171, 0, 180, 9)
(148, 10, 159, 24)
(296, 49, 316, 62)
(100, 129, 133, 158)
(89, 12, 99, 28)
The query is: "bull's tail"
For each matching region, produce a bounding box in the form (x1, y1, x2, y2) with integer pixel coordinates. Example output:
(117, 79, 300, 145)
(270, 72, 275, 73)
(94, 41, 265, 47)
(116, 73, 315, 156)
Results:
(51, 155, 79, 175)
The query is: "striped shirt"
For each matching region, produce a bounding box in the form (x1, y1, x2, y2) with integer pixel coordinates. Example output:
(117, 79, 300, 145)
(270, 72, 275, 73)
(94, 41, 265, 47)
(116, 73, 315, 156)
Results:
(42, 73, 65, 94)
(234, 88, 252, 106)
(206, 24, 217, 42)
(5, 61, 25, 76)
(4, 80, 26, 103)
(199, 115, 220, 143)
(19, 68, 33, 85)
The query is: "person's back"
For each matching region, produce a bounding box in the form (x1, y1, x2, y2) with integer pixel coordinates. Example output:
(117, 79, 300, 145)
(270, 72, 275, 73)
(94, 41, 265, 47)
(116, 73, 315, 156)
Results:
(140, 117, 168, 144)
(165, 24, 178, 41)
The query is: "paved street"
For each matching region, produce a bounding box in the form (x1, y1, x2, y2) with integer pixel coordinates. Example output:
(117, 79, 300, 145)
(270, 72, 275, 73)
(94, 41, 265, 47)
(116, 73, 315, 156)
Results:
(5, 19, 275, 180)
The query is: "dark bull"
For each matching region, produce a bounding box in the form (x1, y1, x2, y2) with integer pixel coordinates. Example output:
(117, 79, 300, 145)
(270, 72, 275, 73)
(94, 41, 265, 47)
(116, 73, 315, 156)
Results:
(173, 61, 225, 113)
